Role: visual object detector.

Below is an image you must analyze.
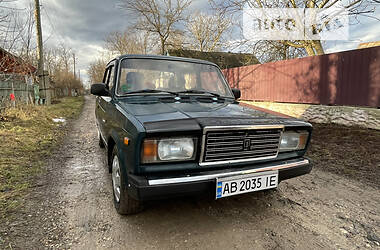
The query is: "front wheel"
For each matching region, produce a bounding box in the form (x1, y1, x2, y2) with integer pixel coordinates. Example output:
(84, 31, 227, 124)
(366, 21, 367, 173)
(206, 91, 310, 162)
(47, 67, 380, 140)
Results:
(111, 147, 142, 215)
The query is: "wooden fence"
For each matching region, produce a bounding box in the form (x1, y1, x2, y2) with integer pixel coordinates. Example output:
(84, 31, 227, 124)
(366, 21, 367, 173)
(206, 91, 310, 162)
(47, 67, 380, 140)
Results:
(0, 74, 81, 110)
(0, 74, 34, 110)
(223, 46, 380, 107)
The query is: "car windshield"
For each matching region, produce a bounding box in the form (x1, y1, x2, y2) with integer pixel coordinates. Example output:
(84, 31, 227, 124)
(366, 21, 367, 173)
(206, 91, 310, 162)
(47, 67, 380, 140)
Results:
(117, 58, 233, 98)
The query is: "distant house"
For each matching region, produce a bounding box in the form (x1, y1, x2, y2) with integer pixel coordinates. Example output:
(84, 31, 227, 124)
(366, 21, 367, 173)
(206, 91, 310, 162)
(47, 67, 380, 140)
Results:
(167, 49, 259, 69)
(0, 47, 36, 75)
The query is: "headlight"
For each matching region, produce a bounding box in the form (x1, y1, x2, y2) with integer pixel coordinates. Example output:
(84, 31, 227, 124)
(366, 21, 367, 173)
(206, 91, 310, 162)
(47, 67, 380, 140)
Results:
(279, 131, 309, 152)
(141, 137, 196, 163)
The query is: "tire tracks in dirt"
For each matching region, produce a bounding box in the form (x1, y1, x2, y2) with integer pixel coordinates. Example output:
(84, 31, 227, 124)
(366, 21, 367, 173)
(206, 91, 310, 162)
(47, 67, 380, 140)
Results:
(1, 96, 379, 249)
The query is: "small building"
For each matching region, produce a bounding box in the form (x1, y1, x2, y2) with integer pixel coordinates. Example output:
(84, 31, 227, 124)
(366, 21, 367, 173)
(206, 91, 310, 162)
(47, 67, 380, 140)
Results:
(0, 47, 36, 75)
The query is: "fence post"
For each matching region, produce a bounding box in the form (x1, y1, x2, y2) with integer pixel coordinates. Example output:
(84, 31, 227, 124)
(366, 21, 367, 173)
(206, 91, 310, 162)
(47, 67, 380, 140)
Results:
(34, 84, 40, 105)
(11, 81, 15, 107)
(26, 82, 29, 104)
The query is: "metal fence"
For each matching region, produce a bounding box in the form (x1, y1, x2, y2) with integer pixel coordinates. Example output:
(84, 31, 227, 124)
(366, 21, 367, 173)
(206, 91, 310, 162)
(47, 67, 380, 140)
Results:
(223, 46, 380, 107)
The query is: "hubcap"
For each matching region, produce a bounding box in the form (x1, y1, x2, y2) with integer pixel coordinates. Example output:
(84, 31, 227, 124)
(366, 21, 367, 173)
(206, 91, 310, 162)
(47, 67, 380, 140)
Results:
(112, 155, 121, 203)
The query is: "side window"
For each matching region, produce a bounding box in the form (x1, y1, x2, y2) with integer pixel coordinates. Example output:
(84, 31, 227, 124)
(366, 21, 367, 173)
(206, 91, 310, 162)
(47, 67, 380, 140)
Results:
(103, 65, 115, 91)
(108, 66, 115, 90)
(200, 71, 227, 95)
(103, 68, 109, 84)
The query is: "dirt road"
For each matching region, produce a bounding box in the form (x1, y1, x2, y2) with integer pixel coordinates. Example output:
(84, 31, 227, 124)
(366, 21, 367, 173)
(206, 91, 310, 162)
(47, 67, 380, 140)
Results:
(2, 96, 379, 249)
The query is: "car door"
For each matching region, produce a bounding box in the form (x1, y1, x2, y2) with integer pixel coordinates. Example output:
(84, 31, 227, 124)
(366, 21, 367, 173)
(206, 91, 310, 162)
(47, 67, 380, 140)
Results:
(96, 64, 113, 144)
(98, 62, 117, 144)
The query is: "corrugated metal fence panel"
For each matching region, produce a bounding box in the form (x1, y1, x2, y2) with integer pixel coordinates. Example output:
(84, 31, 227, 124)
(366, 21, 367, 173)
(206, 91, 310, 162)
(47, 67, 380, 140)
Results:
(369, 47, 380, 106)
(223, 46, 380, 107)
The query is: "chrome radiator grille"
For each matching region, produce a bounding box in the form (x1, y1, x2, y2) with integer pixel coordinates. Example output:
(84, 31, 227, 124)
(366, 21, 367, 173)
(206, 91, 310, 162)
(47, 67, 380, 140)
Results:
(201, 126, 283, 165)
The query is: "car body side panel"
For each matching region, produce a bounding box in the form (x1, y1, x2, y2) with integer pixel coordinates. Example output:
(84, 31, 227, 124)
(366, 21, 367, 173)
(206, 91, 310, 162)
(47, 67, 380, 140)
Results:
(114, 103, 146, 175)
(96, 96, 110, 144)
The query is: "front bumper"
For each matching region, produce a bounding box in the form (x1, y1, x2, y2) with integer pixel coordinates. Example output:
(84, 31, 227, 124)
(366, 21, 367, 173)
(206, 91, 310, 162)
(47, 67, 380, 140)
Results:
(128, 158, 312, 201)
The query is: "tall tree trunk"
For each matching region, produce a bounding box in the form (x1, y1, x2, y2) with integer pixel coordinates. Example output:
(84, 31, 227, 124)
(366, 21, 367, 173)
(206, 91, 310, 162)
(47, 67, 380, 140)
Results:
(160, 37, 165, 55)
(304, 44, 315, 56)
(312, 40, 324, 55)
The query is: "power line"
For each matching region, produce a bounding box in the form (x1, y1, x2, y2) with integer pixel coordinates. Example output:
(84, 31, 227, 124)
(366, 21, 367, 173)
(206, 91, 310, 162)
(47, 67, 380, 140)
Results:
(40, 0, 66, 44)
(39, 7, 53, 44)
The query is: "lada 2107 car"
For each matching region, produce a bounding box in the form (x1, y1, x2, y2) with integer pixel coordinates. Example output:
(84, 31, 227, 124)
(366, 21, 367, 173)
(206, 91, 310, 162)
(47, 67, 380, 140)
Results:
(91, 55, 312, 215)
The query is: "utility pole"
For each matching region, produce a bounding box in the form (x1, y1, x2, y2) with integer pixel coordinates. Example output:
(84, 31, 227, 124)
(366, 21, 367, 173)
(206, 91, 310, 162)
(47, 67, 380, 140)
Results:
(73, 53, 76, 79)
(34, 0, 50, 104)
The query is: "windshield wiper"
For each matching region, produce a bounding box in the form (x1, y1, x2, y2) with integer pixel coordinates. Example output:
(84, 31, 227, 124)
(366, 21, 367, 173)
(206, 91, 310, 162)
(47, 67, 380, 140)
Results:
(125, 89, 178, 96)
(176, 89, 221, 97)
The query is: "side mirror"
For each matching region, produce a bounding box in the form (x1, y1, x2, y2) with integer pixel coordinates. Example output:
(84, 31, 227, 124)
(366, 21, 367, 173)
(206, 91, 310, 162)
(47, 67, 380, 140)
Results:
(91, 83, 109, 96)
(231, 88, 241, 100)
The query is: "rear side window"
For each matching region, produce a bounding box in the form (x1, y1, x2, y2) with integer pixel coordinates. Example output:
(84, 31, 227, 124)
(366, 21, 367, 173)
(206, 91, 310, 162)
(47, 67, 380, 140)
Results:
(108, 66, 115, 90)
(103, 68, 109, 83)
(103, 65, 115, 91)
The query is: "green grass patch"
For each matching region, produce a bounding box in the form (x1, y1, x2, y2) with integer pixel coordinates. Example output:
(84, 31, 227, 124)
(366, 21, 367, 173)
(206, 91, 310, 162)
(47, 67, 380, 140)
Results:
(0, 96, 84, 217)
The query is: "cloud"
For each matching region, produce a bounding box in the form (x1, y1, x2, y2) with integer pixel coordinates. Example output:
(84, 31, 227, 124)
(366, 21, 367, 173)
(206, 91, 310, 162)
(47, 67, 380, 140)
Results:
(324, 5, 380, 52)
(325, 7, 380, 54)
(42, 0, 128, 45)
(38, 0, 130, 83)
(38, 0, 208, 84)
(3, 0, 213, 84)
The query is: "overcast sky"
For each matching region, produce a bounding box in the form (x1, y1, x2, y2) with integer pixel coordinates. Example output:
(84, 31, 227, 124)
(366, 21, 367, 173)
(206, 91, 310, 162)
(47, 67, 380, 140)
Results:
(5, 0, 380, 86)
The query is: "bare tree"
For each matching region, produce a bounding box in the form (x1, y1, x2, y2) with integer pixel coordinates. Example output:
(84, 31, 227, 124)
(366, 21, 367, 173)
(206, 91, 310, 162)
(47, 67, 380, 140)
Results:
(0, 2, 37, 80)
(88, 58, 108, 83)
(0, 2, 84, 96)
(56, 44, 72, 72)
(119, 0, 192, 54)
(105, 28, 151, 55)
(186, 11, 231, 52)
(41, 44, 84, 94)
(0, 0, 17, 32)
(252, 40, 308, 63)
(165, 29, 186, 50)
(17, 2, 35, 61)
(211, 0, 377, 56)
(1, 11, 23, 53)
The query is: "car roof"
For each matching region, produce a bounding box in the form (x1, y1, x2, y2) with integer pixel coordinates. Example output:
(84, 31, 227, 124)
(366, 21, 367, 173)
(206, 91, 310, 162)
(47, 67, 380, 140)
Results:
(108, 54, 219, 67)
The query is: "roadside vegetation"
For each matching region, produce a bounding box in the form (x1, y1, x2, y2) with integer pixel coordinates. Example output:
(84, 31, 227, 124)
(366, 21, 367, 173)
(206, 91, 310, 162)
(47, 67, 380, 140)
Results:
(0, 97, 84, 217)
(307, 123, 380, 187)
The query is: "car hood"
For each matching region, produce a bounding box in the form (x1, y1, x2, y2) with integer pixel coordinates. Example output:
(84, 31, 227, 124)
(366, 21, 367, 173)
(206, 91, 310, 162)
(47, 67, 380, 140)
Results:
(116, 98, 306, 132)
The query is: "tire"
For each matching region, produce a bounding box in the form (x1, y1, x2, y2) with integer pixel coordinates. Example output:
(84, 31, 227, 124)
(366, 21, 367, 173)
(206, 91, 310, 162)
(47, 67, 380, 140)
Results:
(111, 146, 143, 215)
(98, 130, 105, 148)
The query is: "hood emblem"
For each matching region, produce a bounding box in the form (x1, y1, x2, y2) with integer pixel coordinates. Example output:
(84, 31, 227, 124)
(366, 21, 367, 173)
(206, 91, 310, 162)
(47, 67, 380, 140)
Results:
(243, 138, 251, 151)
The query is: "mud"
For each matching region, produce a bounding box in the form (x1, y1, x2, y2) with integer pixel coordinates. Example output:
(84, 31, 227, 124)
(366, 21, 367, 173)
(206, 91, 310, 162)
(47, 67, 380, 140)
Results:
(1, 96, 379, 249)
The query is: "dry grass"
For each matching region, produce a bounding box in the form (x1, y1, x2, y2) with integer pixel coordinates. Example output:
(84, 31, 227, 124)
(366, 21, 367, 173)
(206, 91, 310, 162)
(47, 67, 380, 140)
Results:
(306, 123, 380, 187)
(0, 97, 84, 216)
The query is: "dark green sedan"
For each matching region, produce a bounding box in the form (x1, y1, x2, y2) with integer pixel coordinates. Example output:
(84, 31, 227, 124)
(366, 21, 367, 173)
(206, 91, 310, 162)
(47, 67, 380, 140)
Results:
(91, 55, 312, 215)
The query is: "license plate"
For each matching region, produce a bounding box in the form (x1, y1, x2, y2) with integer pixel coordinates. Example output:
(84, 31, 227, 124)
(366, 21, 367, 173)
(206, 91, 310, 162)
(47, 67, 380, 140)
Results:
(216, 171, 278, 199)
